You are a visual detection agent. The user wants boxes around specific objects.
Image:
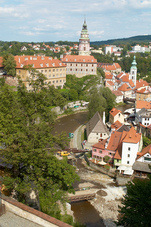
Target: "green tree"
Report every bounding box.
[3,54,16,77]
[0,75,79,216]
[117,175,151,226]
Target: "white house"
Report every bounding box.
[109,108,124,124]
[118,127,142,175]
[86,111,109,144]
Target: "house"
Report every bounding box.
[114,127,142,175]
[132,144,151,178]
[92,130,123,161]
[118,83,133,98]
[86,111,109,144]
[14,55,66,90]
[112,90,123,103]
[61,55,97,78]
[136,88,151,102]
[111,120,123,131]
[109,108,124,124]
[135,108,151,127]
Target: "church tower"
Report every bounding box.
[79,19,90,56]
[129,56,137,86]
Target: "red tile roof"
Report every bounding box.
[107,131,123,151]
[14,55,66,69]
[110,107,122,117]
[136,88,150,94]
[105,72,113,79]
[62,55,97,63]
[136,100,151,109]
[114,131,127,159]
[137,144,151,159]
[135,79,149,90]
[111,120,122,130]
[118,83,132,91]
[112,90,123,96]
[93,139,107,150]
[123,127,141,144]
[106,81,114,86]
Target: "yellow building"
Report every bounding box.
[15,55,66,90]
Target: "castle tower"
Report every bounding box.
[129,56,137,86]
[79,19,90,56]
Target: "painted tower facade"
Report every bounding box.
[129,56,137,86]
[79,20,90,56]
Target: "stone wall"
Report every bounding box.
[0,194,71,227]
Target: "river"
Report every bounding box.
[53,105,130,226]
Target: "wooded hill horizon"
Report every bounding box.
[1,35,151,47]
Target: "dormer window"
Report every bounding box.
[40,64,43,67]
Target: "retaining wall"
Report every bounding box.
[0,195,71,227]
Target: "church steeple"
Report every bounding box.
[79,19,90,56]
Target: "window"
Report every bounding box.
[99,150,102,154]
[53,69,55,72]
[117,160,119,162]
[127,161,129,164]
[60,80,62,82]
[109,152,112,155]
[70,69,72,71]
[70,64,72,66]
[128,147,131,151]
[45,70,47,72]
[76,64,77,66]
[94,149,96,152]
[128,154,130,157]
[92,69,93,72]
[56,80,58,83]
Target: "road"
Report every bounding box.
[70,125,85,149]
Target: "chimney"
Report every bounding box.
[103,111,105,124]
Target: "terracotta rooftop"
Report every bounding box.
[62,55,97,63]
[109,108,122,117]
[118,83,132,92]
[137,144,151,160]
[122,127,141,144]
[14,55,66,69]
[92,139,107,150]
[107,131,123,151]
[112,90,123,96]
[105,72,113,79]
[135,79,149,90]
[106,81,114,86]
[114,131,127,159]
[136,88,149,94]
[136,100,151,109]
[111,120,122,130]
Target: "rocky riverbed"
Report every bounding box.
[74,158,126,227]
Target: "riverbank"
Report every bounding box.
[75,159,126,227]
[56,109,88,120]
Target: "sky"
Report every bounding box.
[0,0,151,42]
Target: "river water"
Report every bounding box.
[53,104,131,226]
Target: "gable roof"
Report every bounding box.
[106,81,114,86]
[114,131,128,159]
[137,144,151,160]
[122,127,141,144]
[107,131,123,151]
[135,79,149,90]
[109,108,122,117]
[86,112,109,137]
[92,139,107,150]
[118,83,132,92]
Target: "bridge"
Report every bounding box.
[123,97,136,103]
[68,189,97,202]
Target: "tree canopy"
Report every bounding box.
[0,74,79,217]
[3,54,16,77]
[117,175,151,226]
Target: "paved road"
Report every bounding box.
[0,211,42,227]
[70,125,85,149]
